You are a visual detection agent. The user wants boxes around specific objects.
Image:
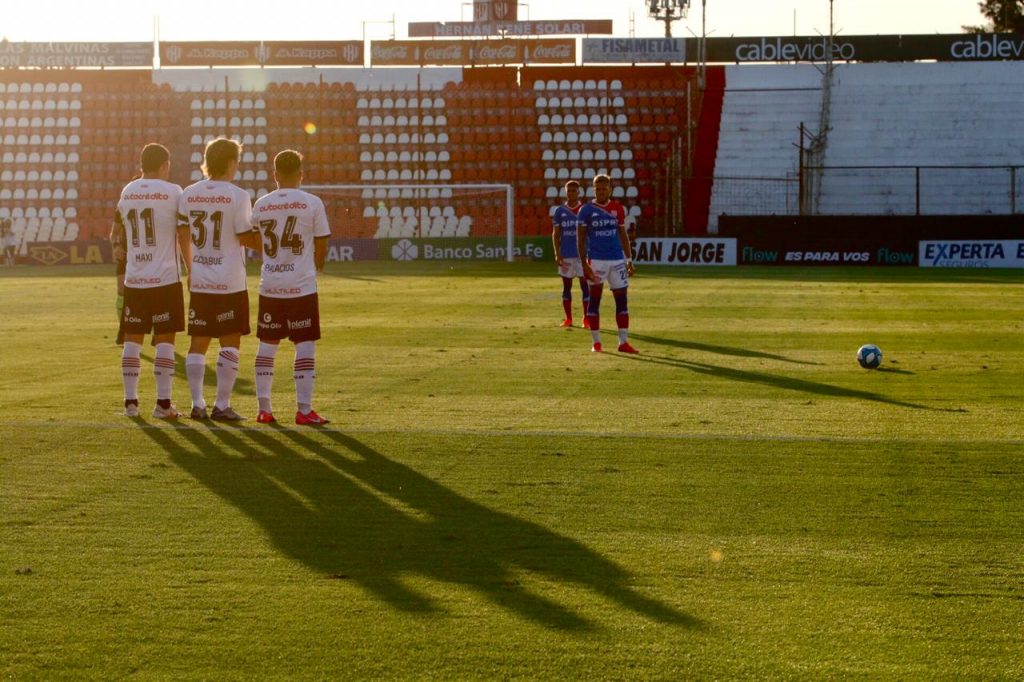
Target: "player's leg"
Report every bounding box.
[121,331,144,416]
[254,294,283,423]
[212,332,243,422]
[560,276,574,326]
[255,340,279,423]
[609,263,638,354]
[586,260,608,351]
[185,336,210,419]
[150,332,179,417]
[293,341,328,425]
[186,293,212,419]
[291,294,328,426]
[150,283,185,418]
[588,282,603,350]
[119,286,151,415]
[578,276,591,328]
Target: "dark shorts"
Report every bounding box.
[257,293,321,343]
[188,290,251,338]
[122,282,185,336]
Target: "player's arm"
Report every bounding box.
[110,211,127,264]
[176,223,192,281]
[312,198,332,273]
[617,212,635,276]
[236,197,261,251]
[551,218,563,265]
[237,226,261,251]
[314,235,329,272]
[577,220,595,281]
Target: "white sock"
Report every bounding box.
[591,329,601,344]
[186,353,207,410]
[255,341,279,413]
[153,343,176,401]
[618,328,629,344]
[294,341,316,413]
[215,347,240,411]
[121,341,142,401]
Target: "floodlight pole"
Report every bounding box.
[648,0,690,38]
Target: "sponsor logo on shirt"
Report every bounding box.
[187,195,232,204]
[259,201,308,212]
[123,192,170,201]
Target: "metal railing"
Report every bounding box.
[803,164,1023,216]
[701,165,1023,226]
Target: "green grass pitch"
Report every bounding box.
[2,262,1022,678]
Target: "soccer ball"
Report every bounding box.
[857,344,883,369]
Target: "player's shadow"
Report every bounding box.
[139,424,699,632]
[138,352,254,396]
[876,366,916,376]
[626,333,820,365]
[618,353,935,411]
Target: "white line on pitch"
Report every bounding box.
[0,419,1020,448]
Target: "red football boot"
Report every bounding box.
[295,410,330,426]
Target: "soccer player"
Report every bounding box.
[179,138,260,421]
[576,174,638,354]
[251,150,331,426]
[1,215,15,266]
[115,144,188,417]
[551,179,590,328]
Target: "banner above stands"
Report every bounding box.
[0,42,152,68]
[696,33,1024,63]
[408,20,613,38]
[582,38,686,64]
[3,32,1021,70]
[370,39,575,66]
[159,41,364,67]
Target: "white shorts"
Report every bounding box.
[588,259,629,290]
[558,257,584,279]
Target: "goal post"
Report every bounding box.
[304,183,518,263]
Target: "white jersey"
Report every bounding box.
[178,180,253,294]
[117,178,183,289]
[253,188,331,298]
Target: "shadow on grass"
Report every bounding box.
[138,423,700,633]
[627,333,820,365]
[875,366,916,376]
[617,353,935,410]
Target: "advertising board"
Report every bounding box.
[634,238,737,266]
[919,240,1024,268]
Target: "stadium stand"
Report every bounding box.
[706,61,1024,227]
[3,61,1023,254]
[818,62,1024,215]
[707,65,822,230]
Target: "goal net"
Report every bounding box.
[305,184,520,263]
